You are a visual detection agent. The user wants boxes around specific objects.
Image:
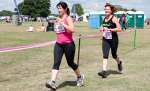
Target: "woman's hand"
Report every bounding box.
[112,16,122,32]
[56,17,74,33]
[100,27,111,32]
[64,16,75,33]
[56,18,63,24]
[99,27,104,32]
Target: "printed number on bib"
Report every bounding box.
[103,28,112,39]
[54,23,65,33]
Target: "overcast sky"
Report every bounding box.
[0,0,150,17]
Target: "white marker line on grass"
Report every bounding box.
[0,41,56,53]
[0,30,137,53]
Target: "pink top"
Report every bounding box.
[55,16,73,44]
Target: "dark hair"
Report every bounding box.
[105,3,117,14]
[56,1,70,15]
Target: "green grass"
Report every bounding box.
[0,22,150,91]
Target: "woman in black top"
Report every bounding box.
[98,3,123,78]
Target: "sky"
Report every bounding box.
[0,0,150,17]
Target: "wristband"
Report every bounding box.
[111,29,117,32]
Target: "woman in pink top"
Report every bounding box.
[46,2,84,90]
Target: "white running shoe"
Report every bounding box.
[45,80,56,90]
[77,74,85,87]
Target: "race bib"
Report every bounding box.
[103,30,112,39]
[54,23,65,33]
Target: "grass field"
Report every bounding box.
[0,22,150,91]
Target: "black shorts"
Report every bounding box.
[52,42,78,70]
[102,37,118,59]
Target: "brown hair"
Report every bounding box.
[56,1,70,15]
[105,3,117,14]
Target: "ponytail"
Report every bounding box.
[66,8,70,15]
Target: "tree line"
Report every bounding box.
[0,1,137,18]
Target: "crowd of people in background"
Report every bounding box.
[0,16,47,23]
[119,13,130,30]
[0,16,11,23]
[0,11,149,33]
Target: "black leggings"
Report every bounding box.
[53,42,78,70]
[102,37,118,59]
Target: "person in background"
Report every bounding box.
[125,13,130,29]
[36,23,46,32]
[98,3,123,78]
[120,14,127,30]
[41,23,46,32]
[26,25,34,32]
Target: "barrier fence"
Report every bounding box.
[0,30,136,53]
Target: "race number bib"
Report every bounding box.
[103,28,112,39]
[54,23,65,33]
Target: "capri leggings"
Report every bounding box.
[102,37,118,59]
[52,42,78,70]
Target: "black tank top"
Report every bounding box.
[102,16,118,38]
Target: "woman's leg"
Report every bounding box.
[64,42,84,86]
[64,42,79,75]
[98,39,110,78]
[102,39,110,71]
[103,59,108,71]
[111,38,119,62]
[51,43,64,81]
[46,43,64,90]
[111,38,123,72]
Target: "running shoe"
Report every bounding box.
[77,74,85,87]
[98,71,108,78]
[118,61,123,73]
[45,80,56,90]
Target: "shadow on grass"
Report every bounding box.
[98,70,122,78]
[57,81,76,89]
[48,89,56,91]
[107,70,122,75]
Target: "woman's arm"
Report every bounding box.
[110,16,122,32]
[62,16,75,33]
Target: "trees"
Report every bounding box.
[76,3,84,16]
[18,0,51,18]
[71,3,84,16]
[114,4,137,12]
[114,5,129,11]
[131,8,136,12]
[0,10,14,16]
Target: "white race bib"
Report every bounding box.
[54,23,65,33]
[103,30,112,39]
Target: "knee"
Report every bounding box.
[112,54,117,59]
[67,62,78,71]
[52,62,60,70]
[103,56,109,59]
[103,54,109,59]
[52,66,59,70]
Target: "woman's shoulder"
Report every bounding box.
[112,16,118,20]
[112,16,119,22]
[66,16,72,20]
[65,16,73,24]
